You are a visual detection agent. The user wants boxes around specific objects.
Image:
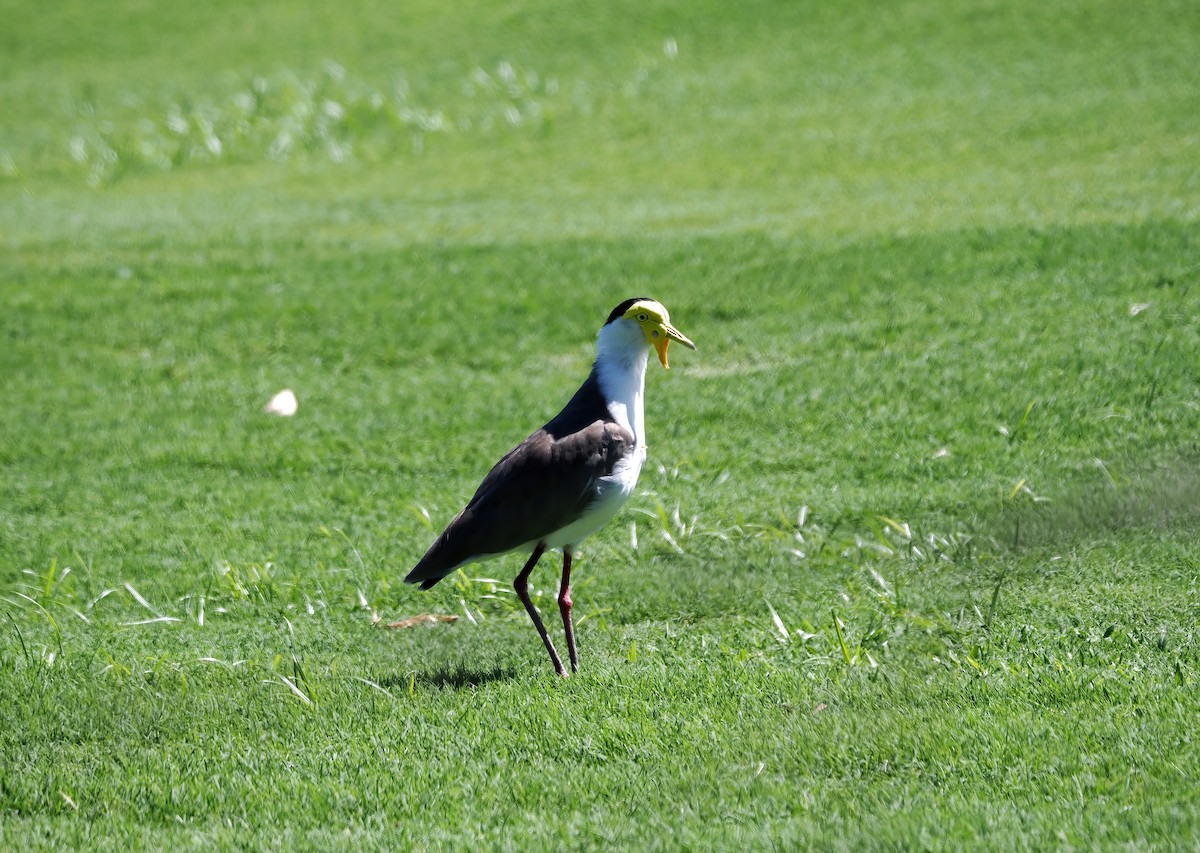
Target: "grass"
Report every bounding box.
[2,0,1199,848]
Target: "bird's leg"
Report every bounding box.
[559,548,578,673]
[514,543,567,677]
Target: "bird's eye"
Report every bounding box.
[636,312,648,322]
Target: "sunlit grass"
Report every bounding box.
[2,0,1199,848]
[57,59,568,187]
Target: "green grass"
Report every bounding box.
[3,0,1199,848]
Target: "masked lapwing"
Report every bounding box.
[404,298,695,677]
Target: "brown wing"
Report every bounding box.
[404,418,633,588]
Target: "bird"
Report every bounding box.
[404,298,695,677]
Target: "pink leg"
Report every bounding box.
[559,548,578,673]
[514,543,567,677]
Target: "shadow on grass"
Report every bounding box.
[985,455,1200,552]
[380,664,519,690]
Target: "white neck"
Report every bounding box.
[594,319,650,447]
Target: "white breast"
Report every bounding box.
[594,318,650,447]
[541,318,651,550]
[542,449,642,549]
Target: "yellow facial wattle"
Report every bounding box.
[623,300,696,369]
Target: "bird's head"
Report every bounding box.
[604,298,696,369]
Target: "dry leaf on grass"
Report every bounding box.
[383,614,459,629]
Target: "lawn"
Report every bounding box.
[2,0,1199,849]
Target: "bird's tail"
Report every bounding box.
[403,554,452,589]
[404,522,471,589]
[404,504,508,589]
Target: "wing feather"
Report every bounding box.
[404,406,633,587]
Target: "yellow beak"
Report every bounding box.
[652,321,696,369]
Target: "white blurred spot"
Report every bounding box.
[324,60,346,82]
[1129,302,1151,316]
[266,389,298,416]
[664,37,678,59]
[932,447,950,459]
[166,111,189,135]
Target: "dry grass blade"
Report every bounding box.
[766,601,790,643]
[123,583,163,616]
[270,674,312,704]
[120,616,181,627]
[351,676,395,698]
